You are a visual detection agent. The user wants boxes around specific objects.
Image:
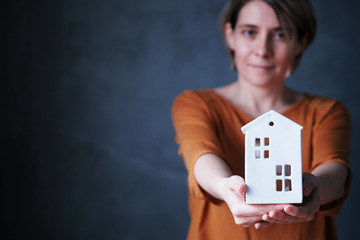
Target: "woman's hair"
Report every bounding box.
[221,0,317,72]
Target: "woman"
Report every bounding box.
[172,0,351,239]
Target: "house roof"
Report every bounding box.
[241,110,303,134]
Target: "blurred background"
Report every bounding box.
[1,0,359,239]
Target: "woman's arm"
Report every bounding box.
[194,154,233,200]
[312,161,348,205]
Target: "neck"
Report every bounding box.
[232,80,296,118]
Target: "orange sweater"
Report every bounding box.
[172,89,352,240]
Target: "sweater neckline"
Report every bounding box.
[206,88,310,121]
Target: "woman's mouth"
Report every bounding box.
[249,64,275,71]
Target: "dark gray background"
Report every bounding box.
[1,0,359,239]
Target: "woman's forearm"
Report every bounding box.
[193,153,233,200]
[311,161,348,206]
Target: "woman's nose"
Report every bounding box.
[255,34,273,58]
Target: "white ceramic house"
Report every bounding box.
[241,110,303,204]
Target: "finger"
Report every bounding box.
[228,176,246,195]
[245,203,289,216]
[254,221,273,229]
[303,180,314,197]
[302,173,317,197]
[233,215,263,226]
[263,211,307,224]
[239,181,247,196]
[234,204,284,217]
[284,205,315,221]
[262,211,286,222]
[284,205,301,217]
[285,184,319,220]
[232,206,264,219]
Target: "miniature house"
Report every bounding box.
[241,110,303,204]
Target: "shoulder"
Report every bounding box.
[171,89,219,124]
[306,94,337,108]
[305,94,351,125]
[174,88,216,100]
[172,89,217,109]
[306,94,348,113]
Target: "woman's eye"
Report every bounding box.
[243,30,256,37]
[274,32,285,40]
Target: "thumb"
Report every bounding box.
[228,175,247,197]
[303,173,317,197]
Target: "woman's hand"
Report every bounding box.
[221,175,289,228]
[261,173,320,224]
[193,154,325,229]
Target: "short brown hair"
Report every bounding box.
[221,0,317,72]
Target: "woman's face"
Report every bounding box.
[225,0,300,87]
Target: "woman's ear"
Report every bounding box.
[224,22,235,50]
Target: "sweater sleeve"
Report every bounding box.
[171,90,226,201]
[311,100,352,216]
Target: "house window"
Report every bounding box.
[276,180,282,191]
[285,179,292,191]
[275,164,292,192]
[255,150,261,159]
[254,137,270,160]
[285,164,291,176]
[255,138,261,146]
